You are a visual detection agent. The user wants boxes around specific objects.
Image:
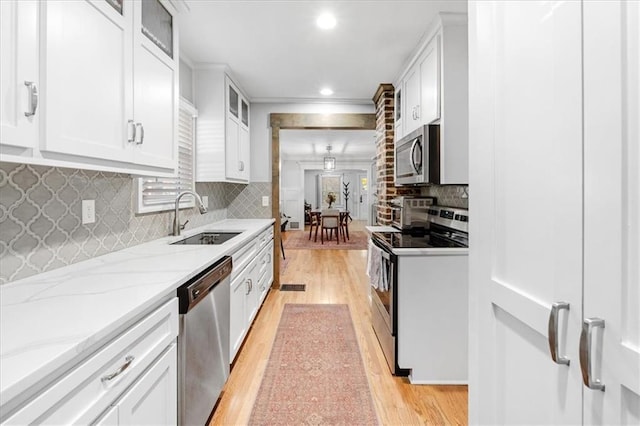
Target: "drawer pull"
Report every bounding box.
[101,355,135,383]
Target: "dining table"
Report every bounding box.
[308,209,351,243]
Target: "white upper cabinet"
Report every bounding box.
[131,0,177,170]
[194,67,250,183]
[419,35,440,126]
[394,13,468,184]
[42,0,132,164]
[0,0,178,177]
[0,0,39,152]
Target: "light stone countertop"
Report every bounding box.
[0,218,274,412]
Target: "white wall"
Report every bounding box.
[281,158,372,228]
[249,102,375,182]
[179,60,194,103]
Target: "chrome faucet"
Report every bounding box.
[173,191,207,236]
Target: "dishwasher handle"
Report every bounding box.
[177,256,233,314]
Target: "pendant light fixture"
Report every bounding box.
[324,145,336,170]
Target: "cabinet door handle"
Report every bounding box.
[101,355,135,383]
[127,120,136,143]
[579,317,605,391]
[24,81,38,117]
[139,123,145,144]
[547,302,570,365]
[246,279,251,295]
[238,161,244,172]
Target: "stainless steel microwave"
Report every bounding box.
[394,124,440,185]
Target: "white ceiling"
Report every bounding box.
[280,129,377,160]
[178,0,467,103]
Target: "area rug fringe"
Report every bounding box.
[248,303,380,425]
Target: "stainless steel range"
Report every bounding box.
[369,206,469,376]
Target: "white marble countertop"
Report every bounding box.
[365,225,399,234]
[0,218,274,411]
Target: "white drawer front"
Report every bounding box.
[231,240,257,279]
[5,298,178,425]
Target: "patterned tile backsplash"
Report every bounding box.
[421,185,469,209]
[0,163,272,284]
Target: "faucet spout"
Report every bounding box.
[173,191,207,236]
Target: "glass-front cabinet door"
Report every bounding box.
[241,99,249,127]
[228,84,239,118]
[141,0,173,58]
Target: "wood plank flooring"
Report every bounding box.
[209,222,468,425]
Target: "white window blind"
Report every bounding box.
[135,99,197,214]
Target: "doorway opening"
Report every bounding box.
[270,113,377,287]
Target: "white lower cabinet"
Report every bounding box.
[4,298,178,425]
[94,345,177,425]
[256,241,274,305]
[396,253,468,384]
[229,227,274,362]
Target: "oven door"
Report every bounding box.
[369,237,408,376]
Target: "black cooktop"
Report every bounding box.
[373,230,468,250]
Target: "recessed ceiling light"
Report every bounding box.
[320,87,334,96]
[316,13,336,30]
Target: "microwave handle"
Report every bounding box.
[410,138,422,174]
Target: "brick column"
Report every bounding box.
[372,84,419,225]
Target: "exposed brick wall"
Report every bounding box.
[372,84,419,225]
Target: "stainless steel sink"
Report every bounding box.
[171,232,241,245]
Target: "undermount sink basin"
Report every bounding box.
[171,231,241,245]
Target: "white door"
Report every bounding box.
[356,173,367,220]
[230,271,247,361]
[0,0,39,151]
[117,345,177,425]
[403,65,421,134]
[131,0,176,170]
[42,0,131,162]
[238,125,250,181]
[225,115,240,180]
[582,2,640,424]
[420,35,440,125]
[469,1,584,424]
[470,1,640,424]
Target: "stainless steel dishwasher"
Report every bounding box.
[177,256,232,426]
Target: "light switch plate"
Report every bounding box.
[82,200,95,224]
[202,195,209,207]
[262,196,269,207]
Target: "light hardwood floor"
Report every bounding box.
[209,222,468,425]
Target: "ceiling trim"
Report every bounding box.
[252,97,374,106]
[270,113,376,130]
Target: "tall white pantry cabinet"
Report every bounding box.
[469,1,639,425]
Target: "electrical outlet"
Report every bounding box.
[82,200,95,224]
[262,196,269,207]
[202,195,209,207]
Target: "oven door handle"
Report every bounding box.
[371,236,392,260]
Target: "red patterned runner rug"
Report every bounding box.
[248,304,379,425]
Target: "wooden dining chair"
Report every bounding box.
[308,211,320,241]
[320,209,340,244]
[339,211,350,242]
